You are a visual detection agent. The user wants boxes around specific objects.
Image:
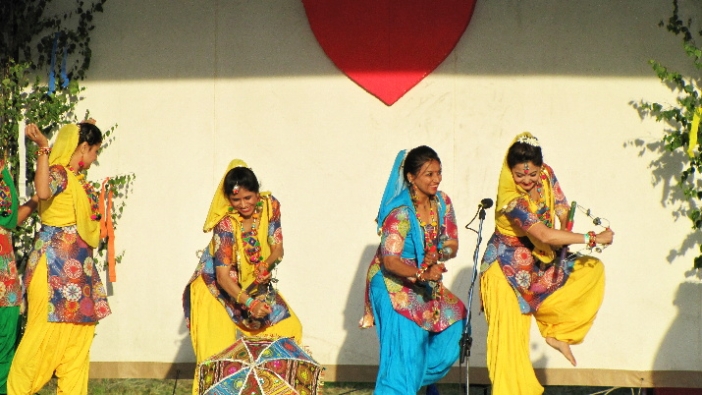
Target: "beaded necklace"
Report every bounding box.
[231,200,264,265]
[412,195,443,321]
[534,171,553,227]
[67,166,102,221]
[414,198,439,255]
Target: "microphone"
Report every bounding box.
[479,198,493,209]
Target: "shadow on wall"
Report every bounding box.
[170,318,197,379]
[625,137,702,267]
[651,281,702,388]
[88,1,699,81]
[333,240,491,383]
[170,250,199,379]
[446,263,490,385]
[335,244,380,381]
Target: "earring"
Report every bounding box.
[78,158,85,170]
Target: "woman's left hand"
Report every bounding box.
[255,263,273,283]
[424,250,439,266]
[255,272,272,283]
[596,228,615,245]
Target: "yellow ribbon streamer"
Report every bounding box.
[688,107,702,158]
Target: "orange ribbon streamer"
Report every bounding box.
[99,178,117,282]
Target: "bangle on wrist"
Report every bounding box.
[415,264,428,282]
[244,297,254,308]
[36,147,51,157]
[586,231,597,248]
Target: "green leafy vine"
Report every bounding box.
[1,0,134,273]
[632,0,702,268]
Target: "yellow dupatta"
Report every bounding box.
[495,132,557,264]
[202,159,273,288]
[40,124,100,248]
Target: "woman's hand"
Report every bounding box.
[25,124,49,147]
[423,250,438,267]
[250,299,272,318]
[254,262,273,283]
[423,263,445,282]
[596,228,614,245]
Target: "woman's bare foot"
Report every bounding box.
[546,337,577,366]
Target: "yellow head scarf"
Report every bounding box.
[203,159,249,232]
[202,159,273,288]
[40,124,100,248]
[495,132,556,263]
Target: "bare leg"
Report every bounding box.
[546,337,576,366]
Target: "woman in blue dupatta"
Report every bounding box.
[360,146,466,395]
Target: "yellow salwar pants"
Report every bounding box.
[189,276,302,395]
[8,257,96,395]
[480,257,604,395]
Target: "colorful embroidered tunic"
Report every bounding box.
[184,195,291,330]
[23,165,111,323]
[481,163,572,313]
[0,167,21,308]
[362,191,466,332]
[0,228,21,308]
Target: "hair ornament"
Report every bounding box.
[232,184,240,194]
[517,135,540,147]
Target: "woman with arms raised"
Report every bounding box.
[9,121,111,395]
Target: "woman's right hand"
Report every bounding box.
[596,228,615,245]
[423,263,445,282]
[25,124,49,147]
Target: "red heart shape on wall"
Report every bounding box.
[303,0,477,106]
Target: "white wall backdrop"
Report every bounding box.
[45,0,702,386]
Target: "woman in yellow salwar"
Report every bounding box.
[183,159,302,395]
[480,132,614,395]
[9,122,111,395]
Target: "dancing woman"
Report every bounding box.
[183,159,302,395]
[0,158,38,394]
[360,146,466,395]
[480,132,614,394]
[9,122,112,395]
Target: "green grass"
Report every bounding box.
[34,379,644,394]
[323,383,643,395]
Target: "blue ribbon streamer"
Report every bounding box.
[48,32,59,95]
[61,43,69,89]
[47,32,70,94]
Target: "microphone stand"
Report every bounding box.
[460,203,488,395]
